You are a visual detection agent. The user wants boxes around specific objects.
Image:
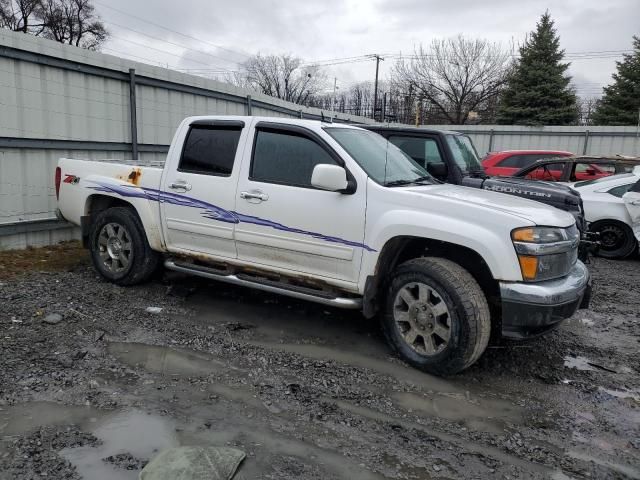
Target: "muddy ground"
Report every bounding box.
[0,243,638,479]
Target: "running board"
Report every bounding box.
[164,259,362,309]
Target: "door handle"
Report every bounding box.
[240,191,269,201]
[168,181,192,192]
[631,200,640,206]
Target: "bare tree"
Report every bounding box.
[0,0,106,50]
[392,36,511,124]
[0,0,42,33]
[37,0,106,49]
[232,54,326,105]
[577,96,599,126]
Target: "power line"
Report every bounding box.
[101,47,180,68]
[107,35,216,67]
[103,20,243,69]
[94,1,251,59]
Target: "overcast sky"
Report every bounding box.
[97,0,640,98]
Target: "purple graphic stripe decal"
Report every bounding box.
[87,182,375,252]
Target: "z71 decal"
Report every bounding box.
[87,181,375,252]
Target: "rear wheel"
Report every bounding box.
[89,207,160,285]
[590,220,637,259]
[381,257,491,376]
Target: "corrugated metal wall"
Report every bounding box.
[2,27,639,251]
[428,125,640,157]
[0,29,373,250]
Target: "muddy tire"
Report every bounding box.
[590,220,637,259]
[89,207,160,286]
[382,257,491,376]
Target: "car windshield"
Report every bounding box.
[445,134,483,172]
[325,127,433,186]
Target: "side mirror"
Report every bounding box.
[585,168,597,176]
[311,164,349,192]
[427,162,448,178]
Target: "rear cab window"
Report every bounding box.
[179,125,243,176]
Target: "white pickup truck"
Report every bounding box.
[56,116,591,374]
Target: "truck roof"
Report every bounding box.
[184,115,364,131]
[360,125,463,136]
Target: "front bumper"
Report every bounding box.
[499,260,591,339]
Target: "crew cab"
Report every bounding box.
[56,116,591,375]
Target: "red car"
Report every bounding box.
[482,150,574,177]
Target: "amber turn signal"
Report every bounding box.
[518,255,539,281]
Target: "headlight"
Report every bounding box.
[512,225,579,282]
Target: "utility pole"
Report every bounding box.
[371,54,384,121]
[382,92,387,122]
[636,107,640,155]
[331,77,338,114]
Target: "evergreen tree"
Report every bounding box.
[592,36,640,126]
[497,12,578,125]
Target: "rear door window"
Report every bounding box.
[179,126,242,176]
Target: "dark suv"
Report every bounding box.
[363,125,595,257]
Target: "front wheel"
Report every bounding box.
[590,220,637,259]
[89,207,160,285]
[381,257,491,376]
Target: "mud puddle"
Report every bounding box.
[249,339,461,392]
[107,342,235,376]
[0,401,106,437]
[61,410,178,480]
[182,422,386,480]
[393,391,522,433]
[564,355,596,371]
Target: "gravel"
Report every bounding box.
[0,250,638,479]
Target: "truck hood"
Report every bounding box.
[404,184,576,227]
[486,177,580,203]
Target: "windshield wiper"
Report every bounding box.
[385,176,433,187]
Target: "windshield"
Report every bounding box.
[445,134,483,172]
[325,128,433,186]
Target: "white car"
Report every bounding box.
[574,171,640,259]
[623,179,640,248]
